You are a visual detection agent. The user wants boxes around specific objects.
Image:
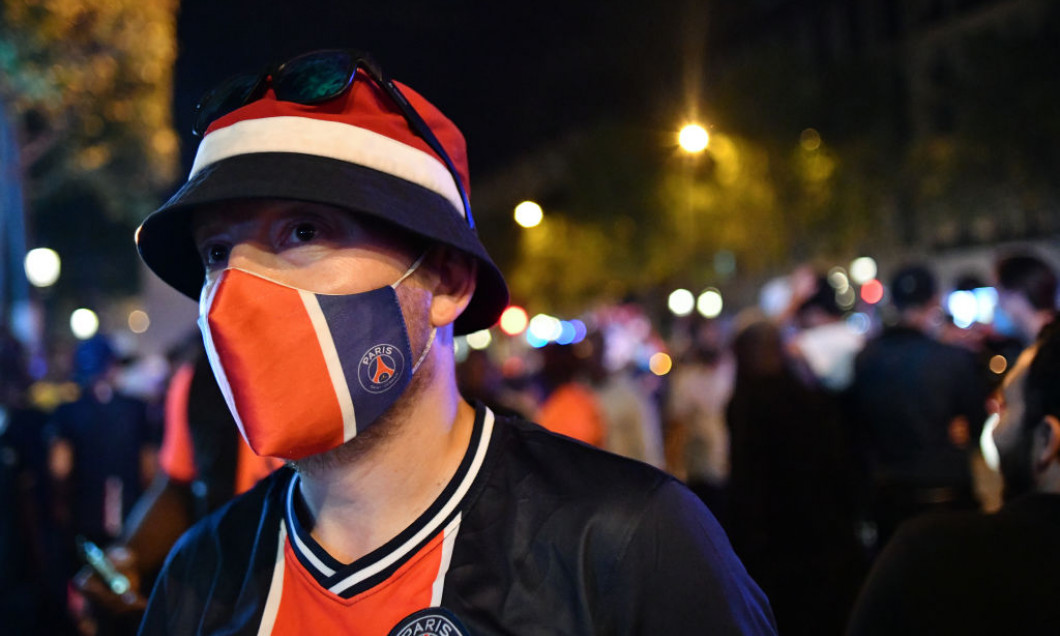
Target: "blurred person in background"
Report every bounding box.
[848,317,1060,635]
[585,329,666,468]
[848,264,989,551]
[995,253,1057,347]
[726,319,862,636]
[535,341,606,447]
[667,319,733,514]
[47,334,159,634]
[47,334,158,549]
[73,336,282,633]
[454,348,526,418]
[788,276,865,393]
[0,328,75,634]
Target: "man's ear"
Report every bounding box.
[424,247,477,328]
[1034,415,1060,470]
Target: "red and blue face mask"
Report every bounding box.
[198,257,434,460]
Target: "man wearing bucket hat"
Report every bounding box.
[135,50,775,634]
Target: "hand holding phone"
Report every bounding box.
[75,536,142,607]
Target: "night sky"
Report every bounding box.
[173,0,692,180]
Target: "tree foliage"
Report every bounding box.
[0,0,178,297]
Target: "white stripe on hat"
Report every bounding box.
[191,116,465,218]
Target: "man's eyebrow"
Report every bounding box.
[192,219,228,243]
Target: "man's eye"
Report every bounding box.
[205,244,229,266]
[293,223,317,242]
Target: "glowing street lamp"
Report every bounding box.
[514,201,544,228]
[70,308,99,340]
[678,124,709,153]
[696,288,723,318]
[25,248,61,287]
[668,289,695,317]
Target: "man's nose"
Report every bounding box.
[226,241,284,274]
[202,240,288,297]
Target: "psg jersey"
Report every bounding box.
[141,405,775,635]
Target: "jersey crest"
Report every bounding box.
[387,607,470,636]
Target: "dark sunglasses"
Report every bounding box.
[192,49,474,229]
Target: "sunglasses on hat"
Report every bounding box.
[192,49,474,229]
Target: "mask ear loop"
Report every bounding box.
[391,252,429,289]
[411,327,436,374]
[392,251,436,374]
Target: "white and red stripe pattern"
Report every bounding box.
[192,116,465,218]
[137,68,509,335]
[195,78,469,217]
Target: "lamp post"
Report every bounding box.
[678,124,709,154]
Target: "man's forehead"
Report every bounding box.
[191,200,389,245]
[194,198,347,226]
[190,198,426,258]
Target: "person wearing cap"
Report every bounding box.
[134,50,776,634]
[995,253,1058,347]
[848,265,989,552]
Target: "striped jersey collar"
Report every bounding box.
[283,404,495,598]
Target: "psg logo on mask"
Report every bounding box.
[358,343,406,394]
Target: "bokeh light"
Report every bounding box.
[827,267,850,292]
[989,354,1008,375]
[846,312,871,335]
[678,124,709,153]
[128,310,150,334]
[514,201,544,228]
[849,257,878,285]
[649,352,673,376]
[569,319,588,344]
[799,128,822,151]
[668,289,695,317]
[555,321,577,345]
[466,329,492,350]
[836,286,857,310]
[525,331,548,348]
[528,314,562,342]
[70,308,99,340]
[499,306,529,335]
[24,248,61,287]
[974,287,999,324]
[696,288,723,318]
[947,290,979,329]
[980,413,1001,471]
[860,279,884,304]
[453,336,469,362]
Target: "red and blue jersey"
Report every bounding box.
[142,405,776,635]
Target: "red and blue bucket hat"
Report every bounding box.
[136,50,508,335]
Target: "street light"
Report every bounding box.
[678,124,709,153]
[70,308,99,340]
[25,248,61,287]
[668,289,695,317]
[696,288,723,318]
[514,201,544,228]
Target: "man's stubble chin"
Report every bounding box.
[290,284,435,477]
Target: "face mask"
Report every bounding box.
[198,255,435,460]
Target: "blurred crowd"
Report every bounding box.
[0,248,1055,635]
